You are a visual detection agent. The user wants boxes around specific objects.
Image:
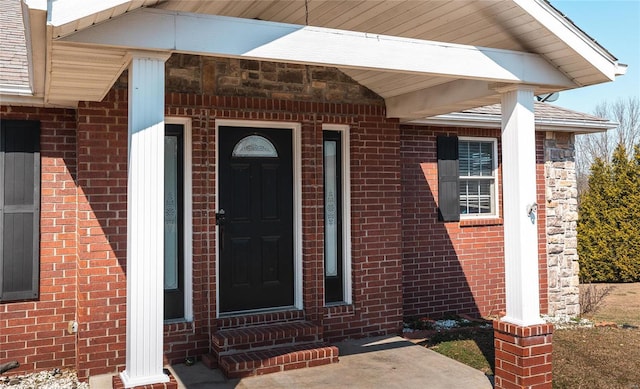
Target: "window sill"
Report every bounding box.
[163,320,194,334]
[459,217,503,227]
[324,303,355,317]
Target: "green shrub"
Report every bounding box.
[578,144,640,282]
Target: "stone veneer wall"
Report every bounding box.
[544,131,580,318]
[115,53,383,104]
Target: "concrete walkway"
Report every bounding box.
[169,336,494,389]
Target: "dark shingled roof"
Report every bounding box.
[463,102,611,124]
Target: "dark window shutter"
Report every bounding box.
[437,135,460,222]
[1,120,40,302]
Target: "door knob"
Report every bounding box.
[216,209,226,226]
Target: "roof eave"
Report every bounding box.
[407,112,617,134]
[515,0,623,85]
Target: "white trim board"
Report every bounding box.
[164,117,193,323]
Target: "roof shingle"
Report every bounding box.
[0,0,30,91]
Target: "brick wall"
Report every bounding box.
[161,92,403,342]
[400,125,549,319]
[74,92,129,379]
[159,54,402,341]
[1,53,558,380]
[323,108,403,341]
[494,321,554,389]
[0,55,398,379]
[0,105,78,374]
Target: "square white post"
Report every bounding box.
[120,52,171,388]
[500,86,544,326]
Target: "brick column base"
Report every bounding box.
[493,320,554,389]
[112,373,178,389]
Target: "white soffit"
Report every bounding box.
[47,0,161,38]
[40,0,626,117]
[59,9,574,87]
[512,0,626,83]
[46,43,129,103]
[51,7,577,117]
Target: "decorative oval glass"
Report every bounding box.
[232,135,278,158]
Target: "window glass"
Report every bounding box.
[232,135,278,158]
[323,130,345,303]
[164,125,185,320]
[459,139,496,216]
[164,135,179,290]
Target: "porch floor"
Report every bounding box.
[169,336,493,388]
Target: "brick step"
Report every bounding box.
[216,310,305,329]
[219,342,339,378]
[213,320,322,356]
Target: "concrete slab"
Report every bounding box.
[169,336,494,389]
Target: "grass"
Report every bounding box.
[426,328,494,375]
[553,327,640,389]
[405,283,640,388]
[580,283,640,327]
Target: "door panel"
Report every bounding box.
[219,126,294,313]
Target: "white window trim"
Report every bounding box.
[323,124,352,305]
[458,136,500,220]
[165,117,193,322]
[214,119,303,317]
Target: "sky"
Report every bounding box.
[548,0,640,115]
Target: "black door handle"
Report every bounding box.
[215,209,226,226]
[216,209,226,251]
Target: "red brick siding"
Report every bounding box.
[1,87,549,380]
[67,87,401,378]
[401,125,549,319]
[0,105,78,374]
[74,90,134,379]
[162,92,403,342]
[494,320,554,389]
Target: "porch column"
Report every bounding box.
[500,86,544,326]
[120,52,170,388]
[495,86,553,389]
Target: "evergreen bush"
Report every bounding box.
[578,144,640,282]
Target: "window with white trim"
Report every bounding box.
[437,136,498,222]
[458,138,498,217]
[322,125,352,305]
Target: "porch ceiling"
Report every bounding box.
[40,0,626,119]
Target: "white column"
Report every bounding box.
[120,52,170,388]
[500,86,544,326]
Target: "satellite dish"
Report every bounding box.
[536,92,559,103]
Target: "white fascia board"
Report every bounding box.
[59,8,574,88]
[0,93,44,106]
[513,0,624,82]
[45,0,131,25]
[26,3,47,98]
[409,112,617,133]
[24,0,46,11]
[0,93,78,108]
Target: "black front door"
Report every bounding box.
[218,126,294,313]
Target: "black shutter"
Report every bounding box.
[437,135,460,222]
[0,120,40,302]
